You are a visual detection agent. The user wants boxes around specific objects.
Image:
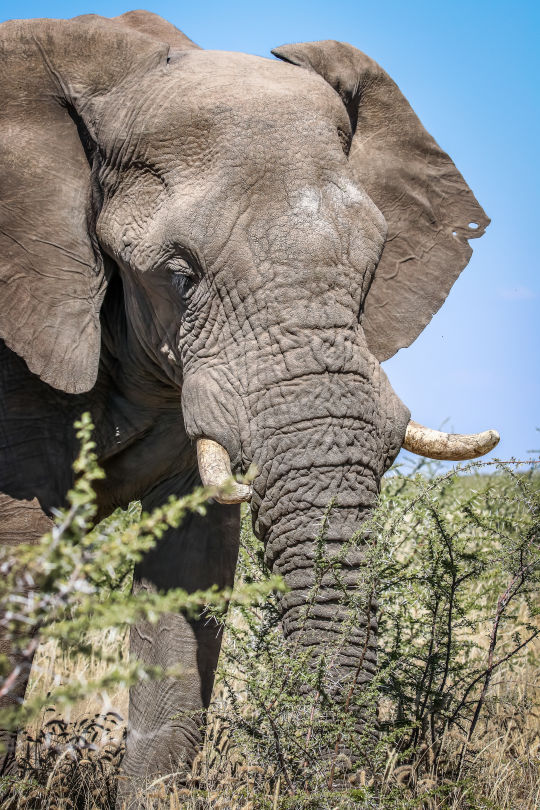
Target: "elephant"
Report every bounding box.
[0,9,499,804]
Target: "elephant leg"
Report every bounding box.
[117,471,240,807]
[0,493,52,776]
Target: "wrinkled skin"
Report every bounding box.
[0,11,488,805]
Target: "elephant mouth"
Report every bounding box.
[196,421,500,503]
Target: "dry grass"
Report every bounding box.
[27,631,130,726]
[0,614,536,810]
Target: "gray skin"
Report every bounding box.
[0,10,489,804]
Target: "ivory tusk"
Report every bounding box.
[403,420,500,461]
[196,438,252,504]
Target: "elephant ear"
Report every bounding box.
[272,40,489,362]
[0,15,171,393]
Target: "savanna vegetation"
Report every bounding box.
[0,416,538,809]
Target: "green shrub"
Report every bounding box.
[0,416,538,810]
[201,458,539,808]
[0,414,281,736]
[376,462,540,778]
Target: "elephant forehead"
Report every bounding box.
[102,50,349,171]
[166,49,345,114]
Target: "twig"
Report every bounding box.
[266,709,294,793]
[456,560,538,774]
[0,637,39,699]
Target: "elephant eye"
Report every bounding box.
[169,257,196,277]
[168,257,199,299]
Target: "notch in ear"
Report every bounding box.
[0,15,172,394]
[272,40,489,362]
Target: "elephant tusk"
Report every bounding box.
[196,438,252,504]
[403,420,500,461]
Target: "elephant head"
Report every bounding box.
[0,11,498,722]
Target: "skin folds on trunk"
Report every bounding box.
[256,430,379,698]
[249,425,384,764]
[242,368,409,730]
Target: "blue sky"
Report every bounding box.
[2,0,538,462]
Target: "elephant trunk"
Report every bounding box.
[245,397,392,738]
[266,489,376,675]
[186,336,411,755]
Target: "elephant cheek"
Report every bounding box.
[181,373,243,467]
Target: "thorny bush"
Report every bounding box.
[0,416,538,809]
[202,457,539,808]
